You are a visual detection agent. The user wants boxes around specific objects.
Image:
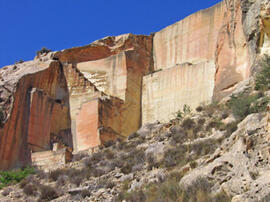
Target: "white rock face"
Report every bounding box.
[142,61,215,124]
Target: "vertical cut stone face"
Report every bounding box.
[152,0,251,101]
[28,88,71,152]
[214,0,251,100]
[76,100,99,151]
[60,34,153,152]
[0,0,263,169]
[142,62,215,124]
[0,61,72,170]
[153,2,224,70]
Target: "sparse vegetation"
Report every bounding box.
[206,119,225,131]
[49,169,65,181]
[228,92,269,121]
[163,146,187,168]
[39,185,59,201]
[196,106,203,112]
[0,167,35,189]
[182,118,196,130]
[255,55,270,91]
[23,183,37,196]
[36,47,52,56]
[15,59,24,64]
[176,104,192,119]
[203,101,221,117]
[81,189,91,198]
[225,121,239,136]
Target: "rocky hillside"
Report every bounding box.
[1,0,270,201]
[1,0,268,170]
[1,60,270,201]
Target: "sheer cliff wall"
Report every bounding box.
[0,61,72,170]
[142,0,253,123]
[0,0,264,169]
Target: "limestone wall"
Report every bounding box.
[153,2,224,70]
[142,62,215,124]
[73,96,123,151]
[0,0,260,170]
[65,34,152,142]
[27,88,71,152]
[152,0,251,100]
[0,61,71,170]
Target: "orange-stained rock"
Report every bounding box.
[54,34,153,65]
[27,88,72,152]
[76,100,99,151]
[214,0,251,100]
[0,60,71,170]
[61,34,152,152]
[152,0,251,101]
[75,97,124,151]
[0,0,265,170]
[153,3,224,70]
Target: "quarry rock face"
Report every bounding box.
[0,0,266,169]
[144,0,253,123]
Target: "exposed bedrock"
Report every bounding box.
[56,33,153,152]
[0,0,267,169]
[142,0,255,123]
[0,60,72,170]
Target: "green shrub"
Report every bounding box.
[0,167,35,189]
[255,55,270,91]
[176,104,192,119]
[228,92,269,120]
[228,93,257,120]
[36,47,51,56]
[249,96,270,114]
[190,161,198,169]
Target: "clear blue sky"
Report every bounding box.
[0,0,221,67]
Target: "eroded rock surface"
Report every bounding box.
[0,0,269,170]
